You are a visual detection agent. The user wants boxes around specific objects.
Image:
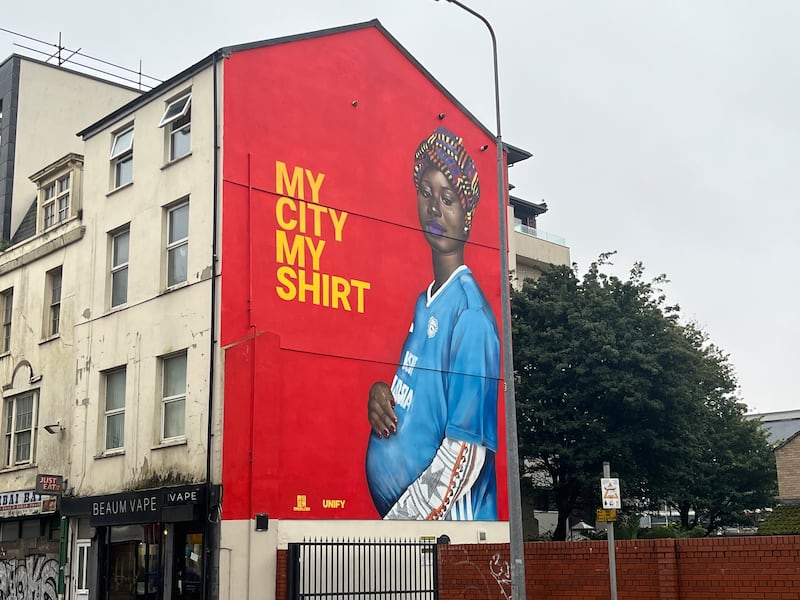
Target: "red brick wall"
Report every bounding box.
[276,549,287,600]
[439,536,800,600]
[277,536,800,600]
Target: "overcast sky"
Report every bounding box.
[4,1,798,413]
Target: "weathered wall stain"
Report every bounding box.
[0,556,58,600]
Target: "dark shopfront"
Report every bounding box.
[61,484,212,600]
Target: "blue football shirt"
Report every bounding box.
[366,266,500,519]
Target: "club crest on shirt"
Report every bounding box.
[427,316,438,338]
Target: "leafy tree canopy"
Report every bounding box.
[512,255,776,540]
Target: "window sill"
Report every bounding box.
[106,181,134,197]
[95,449,125,459]
[39,334,61,346]
[161,152,192,169]
[161,281,189,295]
[152,438,187,451]
[42,220,71,233]
[105,303,128,316]
[0,462,36,473]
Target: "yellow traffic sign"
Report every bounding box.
[596,509,617,522]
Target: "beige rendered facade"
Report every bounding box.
[70,65,217,498]
[0,56,141,238]
[60,62,220,600]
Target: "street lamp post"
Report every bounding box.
[433,2,526,598]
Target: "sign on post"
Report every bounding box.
[602,464,619,600]
[601,477,621,509]
[596,508,617,522]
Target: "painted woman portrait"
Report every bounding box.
[365,127,500,520]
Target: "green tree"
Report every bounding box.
[512,256,775,540]
[667,347,776,531]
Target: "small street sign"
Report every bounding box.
[601,477,621,509]
[596,508,617,522]
[602,464,620,600]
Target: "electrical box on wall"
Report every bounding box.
[255,513,269,531]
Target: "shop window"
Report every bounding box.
[0,520,19,541]
[108,524,161,600]
[21,518,41,538]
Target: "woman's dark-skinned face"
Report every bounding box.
[417,167,468,254]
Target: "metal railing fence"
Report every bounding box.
[286,538,438,600]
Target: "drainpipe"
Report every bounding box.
[57,516,68,600]
[203,48,223,600]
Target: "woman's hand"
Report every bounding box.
[368,381,398,438]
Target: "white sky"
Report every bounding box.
[4,0,798,413]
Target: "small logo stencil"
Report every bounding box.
[427,316,438,338]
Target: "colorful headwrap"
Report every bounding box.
[413,127,481,232]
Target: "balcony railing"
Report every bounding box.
[513,222,567,246]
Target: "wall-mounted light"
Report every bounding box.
[438,112,446,120]
[43,422,63,434]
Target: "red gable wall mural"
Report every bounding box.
[221,23,508,521]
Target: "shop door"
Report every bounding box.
[173,526,203,600]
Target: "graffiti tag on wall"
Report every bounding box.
[0,556,58,600]
[490,553,512,600]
